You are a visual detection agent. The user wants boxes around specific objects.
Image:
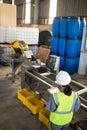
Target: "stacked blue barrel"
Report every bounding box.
[51,17,86,74]
[65,17,86,74]
[51,17,67,70]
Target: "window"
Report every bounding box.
[0,0,3,3]
[25,0,31,23]
[49,0,57,24]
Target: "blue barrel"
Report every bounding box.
[51,53,57,56]
[51,37,58,54]
[66,39,81,57]
[67,17,80,38]
[64,57,79,74]
[59,17,67,37]
[58,38,66,56]
[79,18,86,38]
[59,56,65,71]
[52,18,60,36]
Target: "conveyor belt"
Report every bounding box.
[21,64,87,130]
[21,64,87,110]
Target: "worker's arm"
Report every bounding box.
[73,94,81,112]
[46,95,57,112]
[48,87,59,94]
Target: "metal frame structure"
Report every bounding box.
[21,63,87,109]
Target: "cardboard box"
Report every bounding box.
[0,3,16,26]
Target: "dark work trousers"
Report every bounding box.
[50,122,69,130]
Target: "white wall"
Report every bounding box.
[78,27,87,75]
[78,52,87,75]
[57,0,87,17]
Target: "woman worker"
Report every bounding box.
[46,71,81,130]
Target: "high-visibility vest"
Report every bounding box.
[49,91,77,125]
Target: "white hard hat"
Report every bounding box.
[55,71,71,86]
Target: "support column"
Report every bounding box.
[12,0,15,5]
[33,0,39,24]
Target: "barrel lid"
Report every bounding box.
[54,17,61,19]
[68,16,80,19]
[80,17,86,20]
[60,17,68,20]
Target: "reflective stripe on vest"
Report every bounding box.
[53,92,59,105]
[53,92,77,114]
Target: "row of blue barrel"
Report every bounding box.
[51,17,86,74]
[52,17,86,38]
[51,37,81,57]
[51,55,79,74]
[51,38,80,74]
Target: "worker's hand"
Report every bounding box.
[48,87,59,94]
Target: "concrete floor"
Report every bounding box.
[0,64,47,130]
[1,64,87,130]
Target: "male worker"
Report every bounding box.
[11,40,28,55]
[46,71,81,130]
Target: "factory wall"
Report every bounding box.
[15,0,26,24]
[56,0,87,17]
[3,0,11,4]
[15,0,50,25]
[39,0,87,24]
[39,0,50,24]
[2,0,87,24]
[15,0,25,4]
